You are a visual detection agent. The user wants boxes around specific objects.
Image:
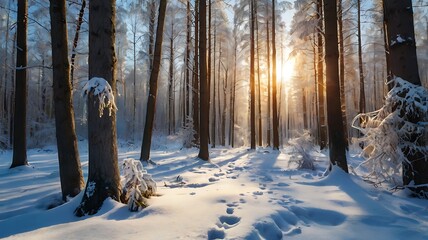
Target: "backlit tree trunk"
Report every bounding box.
[140,0,167,161]
[324,0,348,172]
[250,0,256,149]
[11,0,28,168]
[49,0,84,201]
[75,0,121,216]
[198,0,209,160]
[272,0,279,150]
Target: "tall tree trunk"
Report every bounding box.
[49,0,84,201]
[323,0,348,172]
[221,66,227,146]
[75,0,121,216]
[250,0,256,149]
[266,19,271,147]
[193,0,200,145]
[8,32,16,147]
[70,0,86,88]
[255,2,262,146]
[217,40,222,145]
[338,0,349,147]
[11,0,28,168]
[317,0,327,150]
[211,24,216,148]
[168,23,175,135]
[140,0,167,161]
[271,0,279,150]
[185,0,191,126]
[198,0,209,160]
[357,0,366,116]
[384,0,427,196]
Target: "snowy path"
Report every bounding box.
[1,144,428,239]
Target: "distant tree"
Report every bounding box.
[10,0,28,168]
[75,0,121,216]
[49,0,84,200]
[198,0,209,160]
[383,0,427,196]
[323,0,348,172]
[140,0,167,162]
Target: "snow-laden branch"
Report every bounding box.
[82,77,117,118]
[352,77,428,187]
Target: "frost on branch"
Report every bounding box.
[82,77,118,117]
[352,77,428,187]
[121,158,157,212]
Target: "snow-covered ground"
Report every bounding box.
[1,137,428,240]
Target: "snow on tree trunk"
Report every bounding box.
[75,0,121,217]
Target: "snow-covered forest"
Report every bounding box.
[0,0,428,239]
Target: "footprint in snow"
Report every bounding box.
[218,215,241,229]
[207,228,225,240]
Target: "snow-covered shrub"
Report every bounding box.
[176,117,195,148]
[121,158,157,211]
[352,77,428,187]
[82,77,117,117]
[288,130,316,170]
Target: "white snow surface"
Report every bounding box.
[1,138,428,240]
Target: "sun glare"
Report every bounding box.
[277,58,295,85]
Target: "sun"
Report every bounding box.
[277,58,295,85]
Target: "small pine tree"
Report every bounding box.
[121,158,157,211]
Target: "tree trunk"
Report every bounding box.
[255,2,262,147]
[168,23,175,135]
[338,0,349,148]
[70,0,86,88]
[193,0,200,145]
[250,0,256,150]
[198,0,209,160]
[357,0,366,121]
[266,19,271,147]
[384,0,427,196]
[75,0,121,216]
[211,24,216,148]
[271,0,279,150]
[49,0,84,201]
[324,0,348,172]
[11,0,28,168]
[317,0,327,150]
[185,0,191,126]
[140,0,167,161]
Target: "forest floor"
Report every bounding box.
[1,136,428,239]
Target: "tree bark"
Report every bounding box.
[70,0,86,88]
[140,0,167,161]
[338,0,349,148]
[49,0,84,201]
[193,0,200,145]
[168,22,175,135]
[267,18,271,147]
[271,0,279,150]
[317,0,327,150]
[324,0,348,172]
[11,0,28,168]
[198,0,209,160]
[250,0,256,150]
[75,0,121,216]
